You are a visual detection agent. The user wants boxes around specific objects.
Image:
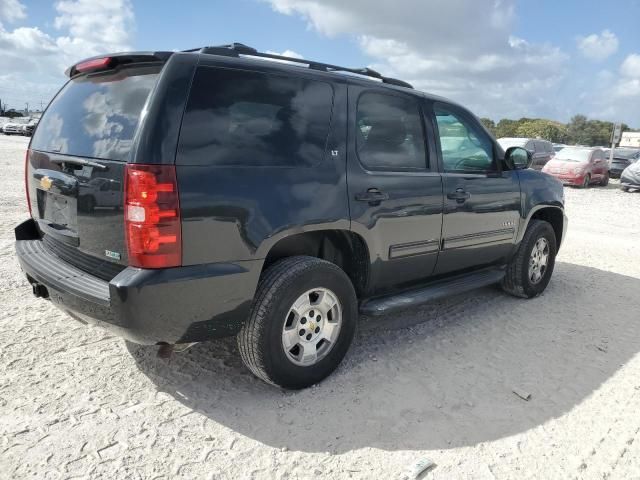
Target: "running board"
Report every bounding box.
[360,268,506,316]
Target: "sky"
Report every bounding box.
[1,0,639,126]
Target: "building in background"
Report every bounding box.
[620,132,640,148]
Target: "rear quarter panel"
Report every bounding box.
[176,80,349,265]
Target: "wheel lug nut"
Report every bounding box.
[300,318,307,324]
[316,315,321,321]
[299,329,305,336]
[306,334,312,341]
[309,310,314,317]
[315,327,320,333]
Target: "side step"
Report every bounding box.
[360,268,506,316]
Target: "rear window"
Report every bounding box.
[31,65,160,161]
[177,67,334,167]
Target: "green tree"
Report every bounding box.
[480,117,496,136]
[495,119,519,138]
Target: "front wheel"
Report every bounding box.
[501,220,557,298]
[581,174,591,188]
[238,256,357,389]
[600,173,609,186]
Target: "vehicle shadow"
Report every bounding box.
[126,262,640,452]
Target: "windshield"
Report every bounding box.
[554,147,592,162]
[498,138,527,149]
[31,65,160,162]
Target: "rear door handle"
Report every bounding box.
[447,188,470,203]
[355,188,389,205]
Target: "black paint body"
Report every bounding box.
[15,51,567,344]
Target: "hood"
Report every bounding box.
[543,159,587,170]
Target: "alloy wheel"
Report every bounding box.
[528,237,550,285]
[282,288,342,366]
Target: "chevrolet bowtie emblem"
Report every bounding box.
[40,176,53,191]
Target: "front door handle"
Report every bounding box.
[355,188,389,205]
[447,188,470,203]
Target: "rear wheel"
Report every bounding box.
[238,256,357,389]
[501,220,557,298]
[621,186,630,192]
[581,174,591,188]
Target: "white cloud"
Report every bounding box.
[0,0,26,23]
[266,0,568,120]
[0,0,134,110]
[577,29,619,61]
[267,49,304,59]
[620,54,640,78]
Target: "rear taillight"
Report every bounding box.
[75,57,112,73]
[124,164,181,268]
[25,149,32,216]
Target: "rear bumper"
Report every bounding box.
[15,219,261,345]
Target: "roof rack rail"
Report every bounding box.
[191,43,414,89]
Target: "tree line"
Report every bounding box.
[480,115,637,147]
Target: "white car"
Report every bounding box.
[3,121,24,135]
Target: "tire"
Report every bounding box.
[600,173,609,186]
[581,174,591,188]
[501,220,557,299]
[621,186,629,192]
[238,256,357,389]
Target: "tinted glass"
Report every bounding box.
[435,106,494,173]
[31,65,160,161]
[356,92,426,170]
[613,148,640,159]
[178,67,333,167]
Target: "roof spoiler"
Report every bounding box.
[187,42,414,89]
[65,51,174,78]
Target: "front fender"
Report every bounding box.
[516,169,566,247]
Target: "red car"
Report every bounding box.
[542,147,609,187]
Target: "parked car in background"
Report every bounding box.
[620,161,640,192]
[14,44,567,389]
[498,137,554,169]
[3,121,24,135]
[2,118,32,135]
[609,148,640,178]
[542,147,609,187]
[21,120,38,137]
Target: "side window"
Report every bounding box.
[177,67,333,167]
[546,142,554,153]
[525,141,534,152]
[356,92,427,170]
[434,106,495,173]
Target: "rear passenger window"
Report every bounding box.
[178,67,333,167]
[356,92,427,170]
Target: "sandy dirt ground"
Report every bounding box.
[1,134,640,480]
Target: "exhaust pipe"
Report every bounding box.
[31,283,49,299]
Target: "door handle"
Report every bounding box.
[447,188,470,203]
[355,188,389,205]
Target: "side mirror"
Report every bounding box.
[505,146,532,170]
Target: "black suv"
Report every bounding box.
[15,44,567,389]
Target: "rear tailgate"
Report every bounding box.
[27,63,162,278]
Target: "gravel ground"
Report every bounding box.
[1,134,640,480]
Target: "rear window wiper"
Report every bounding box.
[51,158,108,171]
